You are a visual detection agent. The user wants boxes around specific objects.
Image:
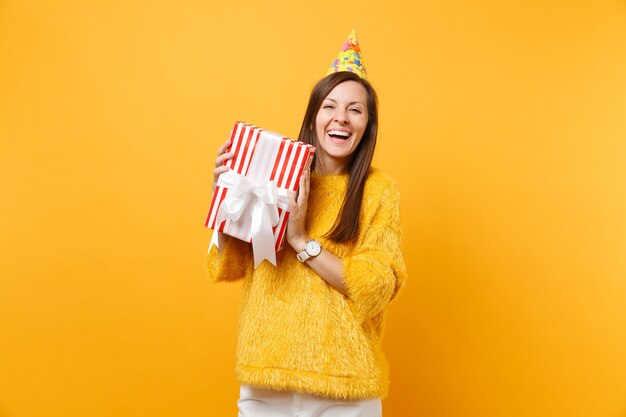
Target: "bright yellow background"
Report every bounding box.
[1,0,626,416]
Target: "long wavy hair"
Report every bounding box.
[297,71,379,243]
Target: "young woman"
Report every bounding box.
[208,69,407,417]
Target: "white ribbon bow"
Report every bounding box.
[209,170,290,268]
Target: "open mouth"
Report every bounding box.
[327,130,352,140]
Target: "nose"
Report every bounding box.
[334,108,349,124]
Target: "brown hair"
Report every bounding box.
[297,71,379,243]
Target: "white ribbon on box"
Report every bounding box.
[209,131,291,268]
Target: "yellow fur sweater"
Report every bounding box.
[207,167,407,400]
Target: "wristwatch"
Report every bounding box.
[297,239,322,262]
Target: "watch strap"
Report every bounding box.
[296,239,321,262]
[296,249,310,262]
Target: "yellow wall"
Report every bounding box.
[1,0,625,416]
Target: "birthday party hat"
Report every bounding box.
[326,29,367,79]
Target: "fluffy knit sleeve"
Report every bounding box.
[342,183,407,322]
[206,235,252,283]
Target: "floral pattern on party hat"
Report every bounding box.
[326,29,367,79]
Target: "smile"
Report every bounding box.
[327,130,352,140]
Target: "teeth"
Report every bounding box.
[328,130,351,137]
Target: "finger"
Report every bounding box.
[214,165,229,174]
[288,190,298,211]
[213,165,229,181]
[297,175,307,208]
[213,167,227,183]
[217,139,232,156]
[303,169,310,197]
[215,151,234,168]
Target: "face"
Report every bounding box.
[314,80,369,173]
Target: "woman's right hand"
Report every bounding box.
[213,138,234,191]
[211,138,235,249]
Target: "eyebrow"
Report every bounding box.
[323,98,365,106]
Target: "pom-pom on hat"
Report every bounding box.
[326,29,367,79]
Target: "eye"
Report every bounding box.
[323,105,334,109]
[349,108,362,113]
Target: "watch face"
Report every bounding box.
[306,240,322,257]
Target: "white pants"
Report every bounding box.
[237,385,382,417]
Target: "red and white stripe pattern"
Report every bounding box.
[205,122,315,252]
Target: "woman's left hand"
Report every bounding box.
[286,169,310,252]
[284,170,347,295]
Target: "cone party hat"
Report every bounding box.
[326,29,367,79]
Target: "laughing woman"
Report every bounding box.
[208,31,407,417]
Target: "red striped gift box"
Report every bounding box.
[205,122,315,267]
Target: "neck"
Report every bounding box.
[314,154,349,175]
